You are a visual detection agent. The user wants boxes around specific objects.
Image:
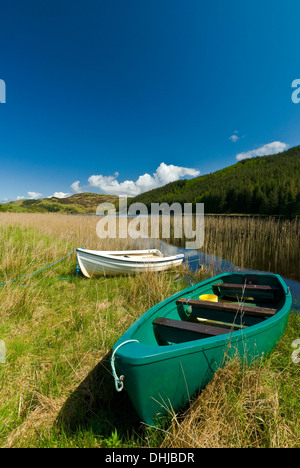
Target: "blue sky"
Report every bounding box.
[0,0,300,200]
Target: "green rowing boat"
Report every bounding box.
[111,272,292,425]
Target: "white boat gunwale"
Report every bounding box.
[76,248,184,264]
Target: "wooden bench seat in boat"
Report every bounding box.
[213,283,281,293]
[153,317,231,338]
[176,298,277,318]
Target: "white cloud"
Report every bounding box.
[48,192,70,199]
[27,192,43,199]
[71,180,82,193]
[15,192,42,200]
[236,141,289,161]
[229,134,239,142]
[88,163,200,197]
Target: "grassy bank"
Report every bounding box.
[0,214,299,448]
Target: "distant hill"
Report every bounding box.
[131,146,300,216]
[0,193,119,214]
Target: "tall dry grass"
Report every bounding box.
[160,358,298,448]
[0,216,193,447]
[1,213,298,281]
[203,216,300,280]
[0,212,145,251]
[165,214,300,281]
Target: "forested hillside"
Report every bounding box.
[132,146,300,215]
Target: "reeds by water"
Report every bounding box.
[164,215,300,282]
[203,216,300,280]
[1,213,298,281]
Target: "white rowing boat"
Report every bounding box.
[76,248,184,277]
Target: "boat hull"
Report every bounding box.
[112,272,292,425]
[76,248,184,277]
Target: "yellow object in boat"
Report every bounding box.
[199,294,218,302]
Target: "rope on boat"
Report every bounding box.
[111,340,139,392]
[0,249,79,287]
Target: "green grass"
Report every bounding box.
[0,221,299,448]
[0,224,188,447]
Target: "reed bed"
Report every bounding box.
[1,213,299,281]
[202,216,300,282]
[0,213,299,448]
[0,212,132,251]
[165,215,300,282]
